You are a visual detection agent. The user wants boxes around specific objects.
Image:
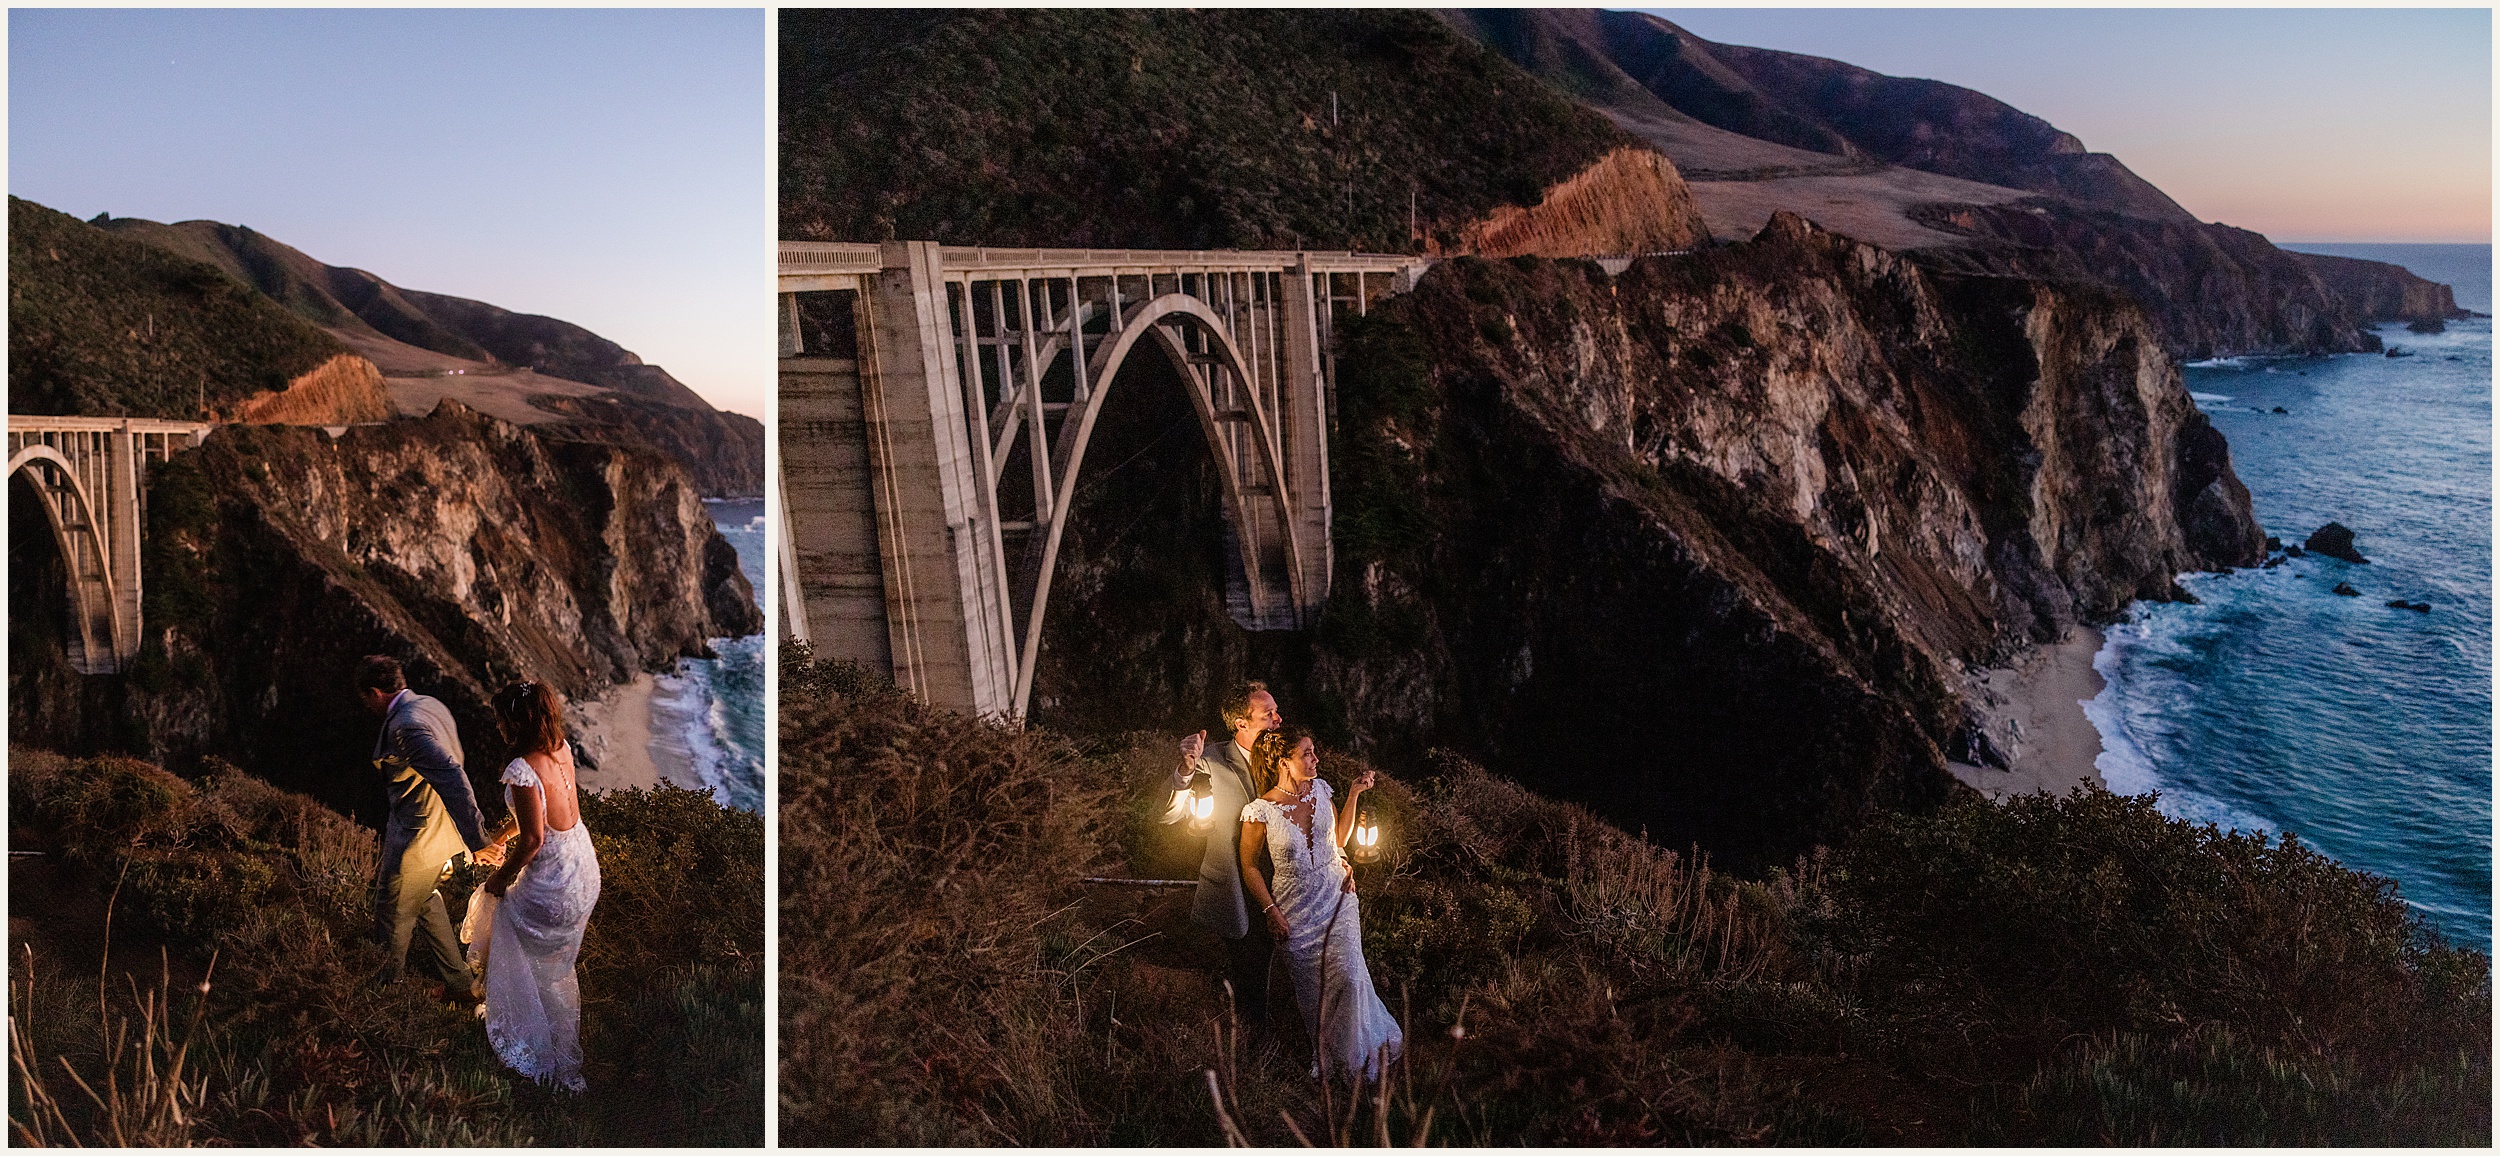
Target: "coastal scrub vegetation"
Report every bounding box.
[6,748,762,1145]
[780,646,2489,1145]
[7,196,350,419]
[779,9,1631,251]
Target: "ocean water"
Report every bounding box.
[649,497,766,812]
[2090,307,2491,948]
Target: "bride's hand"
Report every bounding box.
[1352,768,1377,793]
[483,874,510,899]
[1264,905,1290,938]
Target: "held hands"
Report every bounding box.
[1264,903,1290,938]
[483,874,510,899]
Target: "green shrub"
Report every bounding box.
[1833,789,2487,1063]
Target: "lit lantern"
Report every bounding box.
[1186,771,1217,835]
[1350,806,1383,863]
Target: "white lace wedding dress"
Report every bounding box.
[1243,779,1403,1080]
[484,755,602,1091]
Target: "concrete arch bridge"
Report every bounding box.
[780,241,1430,720]
[8,417,216,673]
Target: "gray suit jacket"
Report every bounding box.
[1179,739,1263,939]
[372,691,489,890]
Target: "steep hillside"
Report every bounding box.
[1024,217,2263,867]
[9,401,760,818]
[96,211,766,496]
[10,749,762,1144]
[1447,10,2188,221]
[781,9,1662,251]
[7,198,383,421]
[1445,10,2461,354]
[781,654,2489,1144]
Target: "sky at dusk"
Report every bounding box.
[9,8,771,418]
[1646,7,2492,244]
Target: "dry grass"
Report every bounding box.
[7,747,762,1146]
[781,643,2489,1145]
[1449,148,1712,257]
[234,353,394,425]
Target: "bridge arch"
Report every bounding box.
[8,445,125,674]
[1012,292,1307,714]
[778,241,1428,721]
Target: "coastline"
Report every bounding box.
[1948,625,2109,801]
[571,672,708,794]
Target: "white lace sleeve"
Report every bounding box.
[501,757,540,788]
[1239,800,1268,824]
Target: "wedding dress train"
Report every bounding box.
[484,756,602,1091]
[1243,779,1402,1080]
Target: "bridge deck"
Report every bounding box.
[781,241,1428,291]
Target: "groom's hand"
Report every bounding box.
[1174,730,1206,790]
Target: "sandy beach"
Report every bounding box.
[1948,626,2110,801]
[570,673,707,794]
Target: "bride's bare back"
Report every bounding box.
[523,746,582,832]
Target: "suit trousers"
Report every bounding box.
[378,846,468,987]
[1223,896,1276,1026]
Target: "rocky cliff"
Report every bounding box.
[1909,200,2389,358]
[2286,250,2467,325]
[8,401,760,819]
[1027,215,2262,867]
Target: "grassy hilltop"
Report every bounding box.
[8,197,352,418]
[781,9,1635,250]
[780,649,2489,1146]
[8,749,763,1146]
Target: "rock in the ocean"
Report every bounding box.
[2272,406,2288,414]
[2305,522,2369,564]
[2261,556,2286,569]
[2408,318,2447,334]
[2386,599,2433,613]
[2264,536,2282,552]
[2333,581,2361,597]
[2386,347,2415,358]
[2285,544,2307,558]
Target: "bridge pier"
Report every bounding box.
[780,242,1429,721]
[7,417,215,674]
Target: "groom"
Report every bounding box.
[1162,680,1282,1026]
[356,655,493,991]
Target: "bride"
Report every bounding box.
[478,681,603,1091]
[1238,727,1402,1081]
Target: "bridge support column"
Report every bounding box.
[855,242,1018,717]
[107,426,144,666]
[1280,258,1333,616]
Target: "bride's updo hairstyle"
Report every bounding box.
[493,680,567,759]
[1250,725,1315,798]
